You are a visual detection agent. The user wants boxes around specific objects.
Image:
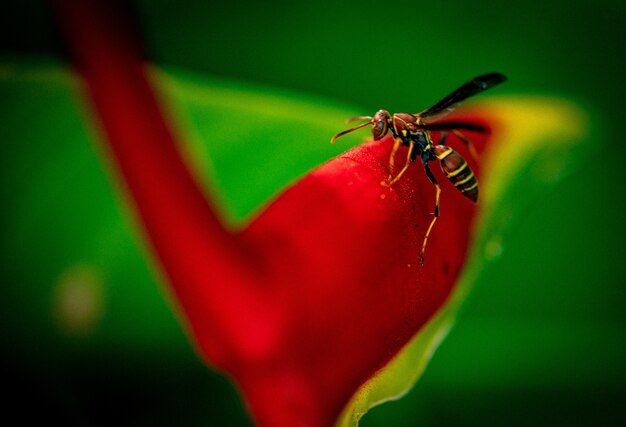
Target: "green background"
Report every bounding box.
[1,0,625,425]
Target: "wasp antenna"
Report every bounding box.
[330,120,372,143]
[346,115,373,124]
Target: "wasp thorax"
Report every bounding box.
[371,110,390,140]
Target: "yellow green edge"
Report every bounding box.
[335,96,590,427]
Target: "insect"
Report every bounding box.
[331,73,507,265]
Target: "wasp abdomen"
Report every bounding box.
[433,145,478,202]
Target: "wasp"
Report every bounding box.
[331,73,507,265]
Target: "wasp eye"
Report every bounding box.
[372,119,388,140]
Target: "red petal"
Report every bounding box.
[233,133,483,425]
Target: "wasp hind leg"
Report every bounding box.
[420,157,441,266]
[385,139,415,186]
[439,130,478,161]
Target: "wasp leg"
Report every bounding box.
[387,137,403,182]
[452,129,478,161]
[386,139,415,186]
[438,129,478,161]
[438,130,450,146]
[420,157,441,266]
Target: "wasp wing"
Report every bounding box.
[422,121,488,133]
[417,73,507,121]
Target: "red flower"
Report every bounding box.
[231,130,484,425]
[52,1,515,426]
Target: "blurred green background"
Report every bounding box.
[1,0,625,425]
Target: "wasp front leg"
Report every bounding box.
[420,155,441,266]
[385,139,415,186]
[387,137,403,182]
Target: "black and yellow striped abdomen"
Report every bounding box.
[433,145,478,202]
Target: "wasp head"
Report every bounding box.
[331,109,391,144]
[371,110,390,140]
